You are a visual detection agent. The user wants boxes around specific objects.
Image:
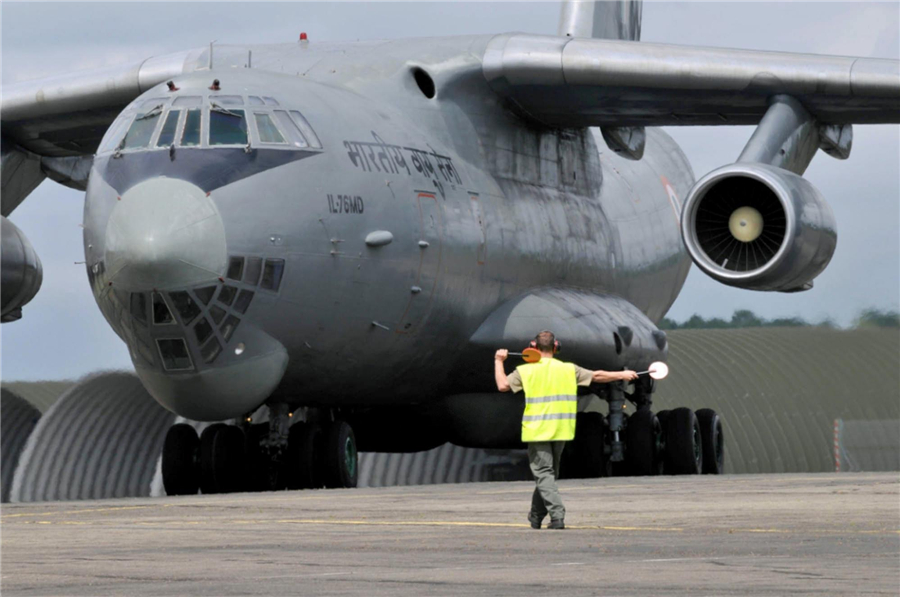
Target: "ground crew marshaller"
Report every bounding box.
[494,330,638,530]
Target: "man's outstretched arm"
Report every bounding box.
[495,349,511,392]
[591,369,638,384]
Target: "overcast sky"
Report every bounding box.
[1,1,897,381]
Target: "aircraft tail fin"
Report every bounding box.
[557,0,642,41]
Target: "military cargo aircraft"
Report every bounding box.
[2,1,898,495]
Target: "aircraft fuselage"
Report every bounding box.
[82,35,693,421]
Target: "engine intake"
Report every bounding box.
[681,163,836,292]
[1,216,43,322]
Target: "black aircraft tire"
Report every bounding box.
[162,424,199,496]
[322,420,359,489]
[287,423,323,490]
[211,425,247,494]
[199,424,226,494]
[575,412,609,478]
[696,408,725,475]
[243,423,269,492]
[664,408,702,475]
[626,409,662,476]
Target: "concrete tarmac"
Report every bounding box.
[2,473,898,596]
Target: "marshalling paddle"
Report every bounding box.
[508,348,543,363]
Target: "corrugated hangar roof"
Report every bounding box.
[657,327,899,474]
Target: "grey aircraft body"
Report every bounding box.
[2,1,898,493]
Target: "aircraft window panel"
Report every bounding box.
[212,95,244,106]
[254,113,287,144]
[244,257,262,285]
[227,257,244,280]
[193,285,216,305]
[130,292,148,325]
[263,97,279,106]
[193,317,214,345]
[248,96,265,105]
[152,292,175,325]
[261,259,285,291]
[217,285,237,306]
[155,110,182,147]
[173,96,202,107]
[168,291,201,325]
[157,338,194,371]
[289,110,321,148]
[98,113,134,154]
[201,337,222,364]
[181,109,202,146]
[209,305,226,324]
[272,111,307,148]
[209,108,248,146]
[234,290,254,314]
[121,110,162,149]
[220,315,240,341]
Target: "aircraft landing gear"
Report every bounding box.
[161,423,200,495]
[560,379,723,478]
[160,407,361,496]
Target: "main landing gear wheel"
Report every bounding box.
[200,424,247,494]
[696,408,724,474]
[664,407,702,475]
[564,412,609,479]
[321,420,359,488]
[287,422,323,490]
[162,423,200,495]
[626,409,663,476]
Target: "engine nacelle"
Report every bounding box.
[1,216,43,322]
[681,163,837,292]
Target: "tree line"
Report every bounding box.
[659,308,899,330]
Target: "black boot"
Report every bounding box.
[548,519,565,530]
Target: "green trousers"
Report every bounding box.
[528,441,566,521]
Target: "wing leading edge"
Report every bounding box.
[482,34,900,128]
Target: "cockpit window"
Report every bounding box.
[248,96,265,106]
[289,110,322,149]
[254,113,287,144]
[263,97,280,106]
[156,110,181,147]
[121,108,162,150]
[173,96,202,107]
[181,109,202,146]
[213,95,244,106]
[272,111,308,148]
[98,112,134,154]
[210,107,248,146]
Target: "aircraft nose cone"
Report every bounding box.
[105,178,227,291]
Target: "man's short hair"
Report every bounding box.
[535,330,556,353]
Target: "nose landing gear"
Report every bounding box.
[160,407,360,496]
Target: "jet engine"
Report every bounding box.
[1,216,43,322]
[680,163,836,292]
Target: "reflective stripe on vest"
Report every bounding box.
[517,358,578,442]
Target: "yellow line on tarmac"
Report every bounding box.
[1,505,158,519]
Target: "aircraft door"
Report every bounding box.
[397,193,442,333]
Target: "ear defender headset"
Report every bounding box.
[529,330,561,354]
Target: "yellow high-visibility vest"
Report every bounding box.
[516,357,578,442]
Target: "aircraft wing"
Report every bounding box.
[1,50,199,215]
[482,34,900,128]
